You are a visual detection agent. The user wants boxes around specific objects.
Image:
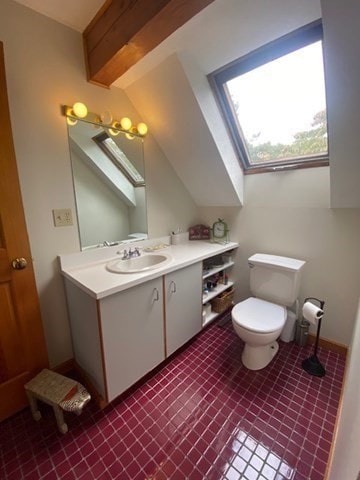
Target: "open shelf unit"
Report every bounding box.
[202,252,235,327]
[203,260,234,280]
[202,280,234,304]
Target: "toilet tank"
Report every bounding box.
[249,253,306,307]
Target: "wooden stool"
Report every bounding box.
[25,369,91,434]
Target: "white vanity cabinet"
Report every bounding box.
[61,241,238,405]
[100,277,164,402]
[65,276,164,403]
[65,265,203,404]
[165,262,202,356]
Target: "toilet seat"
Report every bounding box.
[232,297,286,333]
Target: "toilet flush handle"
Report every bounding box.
[248,262,254,268]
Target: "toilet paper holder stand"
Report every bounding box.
[302,297,326,378]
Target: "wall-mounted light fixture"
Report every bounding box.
[63,102,148,138]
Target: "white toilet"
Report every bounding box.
[232,253,305,370]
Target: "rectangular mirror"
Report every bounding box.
[67,120,147,250]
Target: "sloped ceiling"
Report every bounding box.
[122,0,322,208]
[12,0,106,32]
[119,0,360,209]
[126,53,243,207]
[13,0,360,208]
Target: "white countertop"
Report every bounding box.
[59,238,238,299]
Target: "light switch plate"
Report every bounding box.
[53,209,73,227]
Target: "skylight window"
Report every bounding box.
[94,132,145,186]
[209,21,329,173]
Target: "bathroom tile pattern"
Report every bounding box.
[0,315,345,480]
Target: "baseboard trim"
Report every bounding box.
[324,344,350,479]
[73,362,108,410]
[52,359,107,409]
[308,333,348,356]
[52,358,75,375]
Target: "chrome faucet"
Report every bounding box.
[103,240,119,247]
[121,247,141,259]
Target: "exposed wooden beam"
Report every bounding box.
[84,0,216,87]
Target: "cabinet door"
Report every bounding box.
[165,262,202,356]
[100,277,164,402]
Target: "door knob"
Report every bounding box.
[12,257,27,270]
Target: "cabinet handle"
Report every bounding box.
[170,281,177,293]
[153,287,159,301]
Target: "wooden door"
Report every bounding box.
[0,42,48,421]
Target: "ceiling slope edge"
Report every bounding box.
[178,52,244,205]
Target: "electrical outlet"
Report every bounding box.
[53,209,73,227]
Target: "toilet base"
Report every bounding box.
[242,341,279,370]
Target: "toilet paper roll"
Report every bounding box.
[302,302,324,325]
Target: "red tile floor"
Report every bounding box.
[0,314,345,480]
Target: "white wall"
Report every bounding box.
[327,300,360,479]
[199,167,360,346]
[129,187,147,235]
[321,0,360,208]
[0,0,199,366]
[71,150,131,247]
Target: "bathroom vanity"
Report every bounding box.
[60,238,238,405]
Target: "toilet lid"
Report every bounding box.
[232,297,286,333]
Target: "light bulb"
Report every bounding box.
[73,102,88,119]
[125,127,137,140]
[66,117,78,126]
[120,117,132,130]
[109,129,120,136]
[137,122,148,136]
[109,121,121,136]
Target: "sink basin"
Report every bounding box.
[106,253,172,274]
